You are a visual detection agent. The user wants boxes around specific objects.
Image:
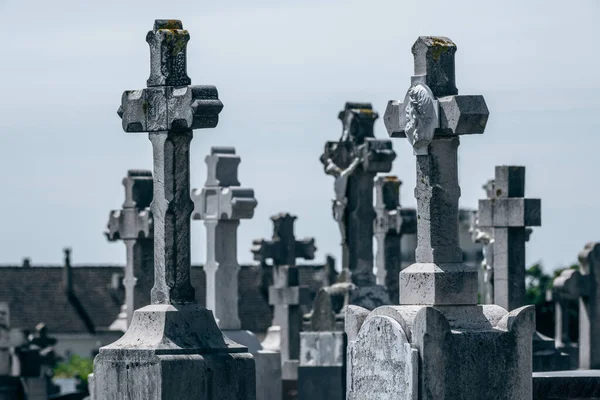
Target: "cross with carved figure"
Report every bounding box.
[191,147,257,330]
[117,20,223,305]
[320,103,396,287]
[384,36,489,306]
[105,170,153,326]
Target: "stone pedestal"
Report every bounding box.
[94,305,255,399]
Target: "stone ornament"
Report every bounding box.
[400,78,439,155]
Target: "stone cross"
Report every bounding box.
[373,175,417,304]
[384,36,489,305]
[344,36,534,400]
[191,146,257,330]
[554,242,600,369]
[320,103,396,286]
[477,166,541,310]
[94,20,255,400]
[252,213,315,379]
[105,169,153,327]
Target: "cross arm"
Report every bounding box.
[105,208,153,241]
[478,198,541,228]
[295,238,317,261]
[117,85,223,133]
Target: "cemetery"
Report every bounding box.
[0,3,598,400]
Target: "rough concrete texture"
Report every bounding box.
[533,370,600,400]
[346,304,534,400]
[105,170,154,328]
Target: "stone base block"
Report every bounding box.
[255,350,282,400]
[298,366,344,400]
[399,263,478,305]
[93,304,256,400]
[346,304,534,399]
[533,370,600,400]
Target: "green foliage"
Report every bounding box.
[53,355,93,383]
[525,262,579,306]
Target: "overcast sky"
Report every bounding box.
[0,0,598,272]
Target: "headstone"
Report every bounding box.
[374,176,417,304]
[105,169,154,329]
[192,147,280,400]
[553,267,580,369]
[92,19,255,400]
[320,103,396,286]
[554,242,600,369]
[477,166,541,311]
[252,213,315,395]
[346,36,534,399]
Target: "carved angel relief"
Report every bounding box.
[400,81,439,155]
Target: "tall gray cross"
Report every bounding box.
[191,147,257,330]
[374,175,417,304]
[105,170,153,326]
[384,36,489,305]
[117,20,223,305]
[477,166,541,310]
[252,213,315,378]
[320,103,396,287]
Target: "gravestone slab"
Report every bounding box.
[92,19,255,400]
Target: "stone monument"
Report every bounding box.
[374,175,417,304]
[92,19,255,400]
[192,146,280,400]
[105,169,154,329]
[252,213,315,397]
[320,103,396,286]
[478,166,541,311]
[346,36,534,399]
[554,242,600,369]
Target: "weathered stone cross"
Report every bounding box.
[117,20,223,305]
[191,147,257,330]
[373,175,417,304]
[478,166,541,310]
[252,213,315,379]
[94,20,255,400]
[384,36,489,305]
[320,103,396,286]
[105,169,154,327]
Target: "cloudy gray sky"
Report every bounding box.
[0,0,598,272]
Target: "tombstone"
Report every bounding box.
[105,169,154,329]
[192,147,280,400]
[554,242,600,370]
[345,36,534,399]
[92,20,255,400]
[553,267,580,369]
[298,280,353,400]
[320,103,396,287]
[374,175,417,304]
[252,213,315,398]
[477,166,541,311]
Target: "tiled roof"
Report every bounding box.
[0,262,331,335]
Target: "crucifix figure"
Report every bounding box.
[105,169,153,328]
[93,20,255,400]
[320,103,396,286]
